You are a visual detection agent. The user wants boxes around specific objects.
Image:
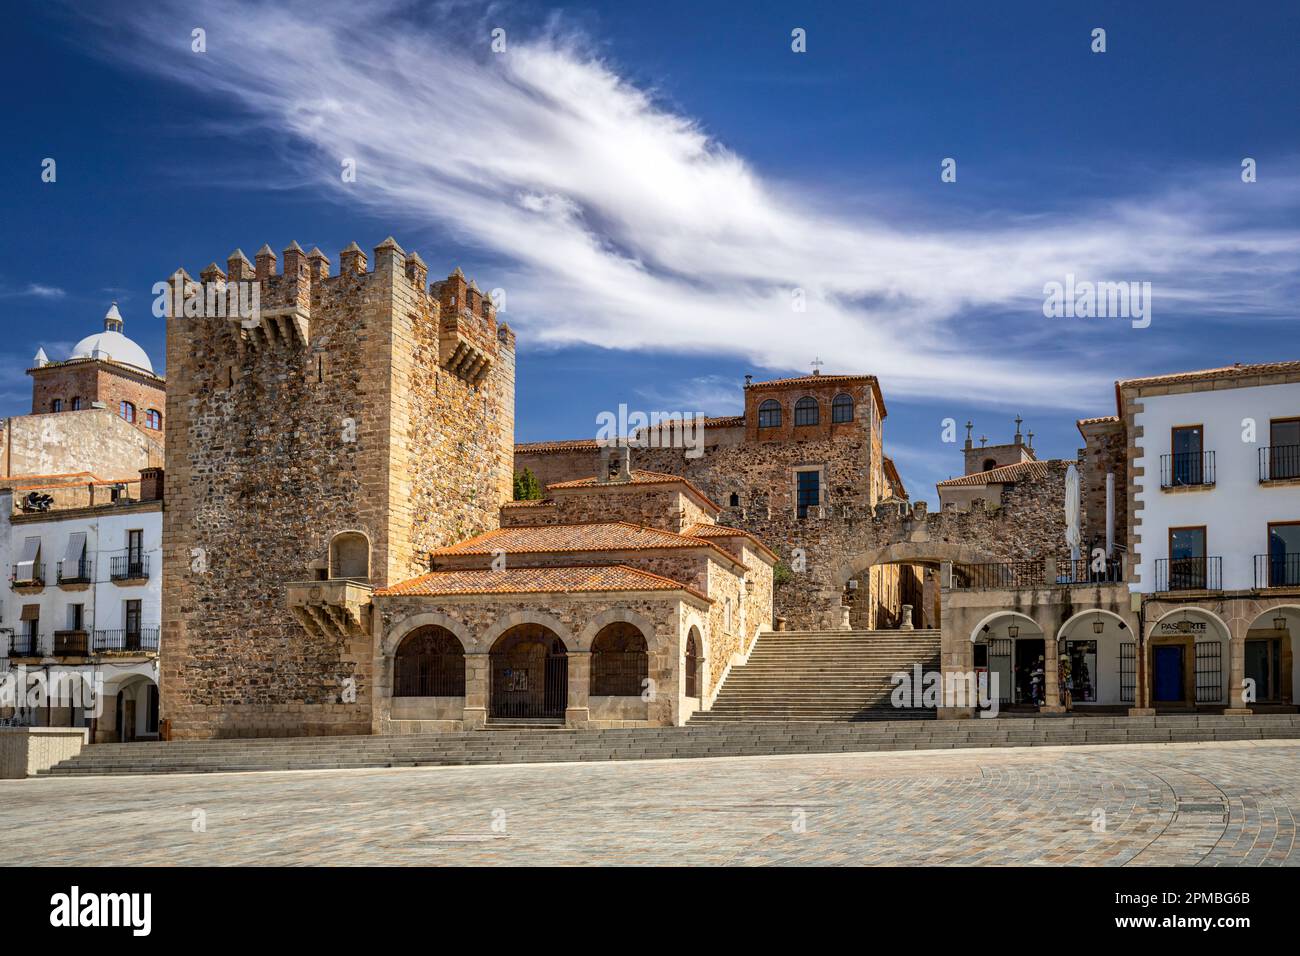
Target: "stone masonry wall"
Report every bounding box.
[2,409,163,479]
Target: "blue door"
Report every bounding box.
[1154,646,1184,702]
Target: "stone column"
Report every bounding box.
[565,650,591,728]
[462,652,489,730]
[1041,632,1065,713]
[1226,612,1251,714]
[1128,621,1155,716]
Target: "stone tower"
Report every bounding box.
[161,238,515,738]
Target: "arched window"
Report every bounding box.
[329,531,370,581]
[591,622,649,696]
[145,408,162,430]
[684,630,700,698]
[70,397,82,411]
[51,399,63,413]
[119,400,136,423]
[757,399,782,428]
[794,396,819,426]
[832,393,854,423]
[728,492,740,507]
[982,458,997,472]
[393,626,465,697]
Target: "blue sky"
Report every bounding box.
[2,0,1298,502]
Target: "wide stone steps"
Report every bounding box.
[38,715,1300,775]
[691,628,940,724]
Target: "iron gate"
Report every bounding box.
[1119,642,1136,704]
[491,637,568,719]
[1195,641,1222,704]
[988,638,1012,705]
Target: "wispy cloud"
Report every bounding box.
[0,282,67,300]
[83,0,1300,408]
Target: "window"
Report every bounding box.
[67,604,84,632]
[51,399,63,412]
[1170,425,1203,485]
[794,396,820,426]
[393,626,466,697]
[70,397,82,410]
[119,400,136,423]
[729,492,740,507]
[144,408,162,430]
[590,622,649,696]
[796,469,821,519]
[1267,522,1300,587]
[1269,418,1300,480]
[684,630,700,698]
[1169,526,1207,589]
[831,393,854,423]
[125,600,142,640]
[724,598,733,633]
[757,399,782,429]
[127,529,144,563]
[982,458,997,472]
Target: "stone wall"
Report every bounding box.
[1078,417,1128,557]
[161,240,514,739]
[1,409,163,479]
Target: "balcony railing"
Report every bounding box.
[1155,556,1222,592]
[951,561,1046,589]
[1056,557,1124,584]
[9,563,45,588]
[8,633,41,656]
[56,558,93,585]
[92,627,160,653]
[109,554,149,581]
[53,630,89,656]
[1160,450,1215,489]
[1255,553,1300,589]
[1259,445,1300,482]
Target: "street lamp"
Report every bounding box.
[1007,624,1019,639]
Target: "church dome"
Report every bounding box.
[69,303,154,374]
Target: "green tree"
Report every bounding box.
[513,467,542,501]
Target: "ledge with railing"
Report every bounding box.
[92,627,160,653]
[1160,450,1215,489]
[1259,445,1300,483]
[53,630,90,656]
[1255,553,1300,589]
[108,553,150,582]
[950,561,1046,589]
[56,558,93,585]
[1155,556,1222,592]
[9,564,45,589]
[7,633,42,657]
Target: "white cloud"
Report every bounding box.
[88,0,1300,409]
[0,283,67,300]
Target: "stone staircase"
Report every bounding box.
[37,715,1300,776]
[690,628,941,723]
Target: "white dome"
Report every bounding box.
[69,304,154,373]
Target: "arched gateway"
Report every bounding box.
[836,541,1000,630]
[489,624,568,719]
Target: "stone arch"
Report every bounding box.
[382,610,475,658]
[969,610,1043,644]
[836,540,1000,587]
[576,607,659,653]
[1054,608,1131,644]
[1150,605,1230,640]
[481,610,577,652]
[329,529,371,581]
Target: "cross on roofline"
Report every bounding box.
[810,357,824,374]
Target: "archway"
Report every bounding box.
[590,622,648,697]
[489,624,568,719]
[329,531,370,581]
[970,611,1046,708]
[1244,605,1300,708]
[113,675,159,742]
[1055,609,1133,709]
[393,626,465,697]
[838,541,1000,630]
[684,627,702,699]
[1147,607,1230,709]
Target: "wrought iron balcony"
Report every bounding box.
[53,630,90,656]
[92,627,160,653]
[1160,450,1215,489]
[1259,445,1300,483]
[1056,557,1125,585]
[1255,553,1300,589]
[950,561,1046,590]
[1155,556,1222,592]
[109,553,149,581]
[9,563,45,589]
[8,633,42,657]
[56,558,93,585]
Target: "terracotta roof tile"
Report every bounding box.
[683,522,779,562]
[515,438,601,453]
[1117,361,1300,391]
[937,460,1056,487]
[376,564,709,602]
[432,521,742,566]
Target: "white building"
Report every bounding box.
[0,470,163,742]
[1124,362,1300,709]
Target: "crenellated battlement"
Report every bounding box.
[169,239,515,361]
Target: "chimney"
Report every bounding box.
[140,467,165,502]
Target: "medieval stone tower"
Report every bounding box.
[161,237,515,738]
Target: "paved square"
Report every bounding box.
[1,740,1296,865]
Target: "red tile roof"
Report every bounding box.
[376,564,709,602]
[515,438,601,453]
[545,469,722,513]
[745,373,887,417]
[937,460,1056,487]
[683,523,779,562]
[431,521,745,567]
